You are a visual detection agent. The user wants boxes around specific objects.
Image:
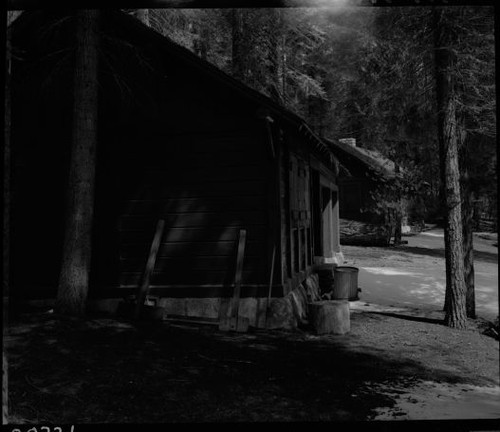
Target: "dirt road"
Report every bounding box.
[342,229,498,322]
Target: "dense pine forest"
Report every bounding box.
[129,7,495,230]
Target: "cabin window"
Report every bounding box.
[311,169,322,256]
[289,154,312,275]
[300,227,307,269]
[311,170,338,262]
[306,227,312,266]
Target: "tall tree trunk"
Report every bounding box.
[231,9,245,82]
[3,9,13,425]
[267,9,283,104]
[3,11,11,318]
[393,162,403,246]
[56,10,100,317]
[433,8,467,329]
[194,22,209,61]
[393,211,403,246]
[460,134,475,319]
[280,19,287,104]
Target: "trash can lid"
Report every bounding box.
[334,266,359,272]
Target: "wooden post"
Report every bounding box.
[134,219,165,320]
[3,10,11,424]
[219,229,248,332]
[265,245,276,327]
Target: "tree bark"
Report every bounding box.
[433,8,467,329]
[460,135,475,319]
[3,9,12,424]
[56,10,100,317]
[231,9,246,81]
[194,22,209,61]
[267,9,283,104]
[2,352,7,425]
[393,162,403,246]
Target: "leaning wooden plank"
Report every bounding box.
[219,229,247,331]
[134,219,165,320]
[232,229,247,332]
[264,245,276,328]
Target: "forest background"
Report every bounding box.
[127,6,496,231]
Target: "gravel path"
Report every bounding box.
[342,229,498,322]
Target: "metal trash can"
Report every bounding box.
[332,266,359,301]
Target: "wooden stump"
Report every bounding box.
[308,300,350,335]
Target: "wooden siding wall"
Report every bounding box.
[10,13,340,301]
[11,18,276,298]
[111,132,271,295]
[89,126,269,295]
[338,177,376,222]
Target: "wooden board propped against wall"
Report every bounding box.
[219,229,249,332]
[133,219,165,320]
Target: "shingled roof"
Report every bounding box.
[323,137,395,179]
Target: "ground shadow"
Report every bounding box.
[5,312,491,424]
[366,311,444,325]
[399,246,498,264]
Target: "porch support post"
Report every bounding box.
[322,189,334,260]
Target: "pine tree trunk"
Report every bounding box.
[393,211,402,246]
[460,137,475,319]
[281,21,287,103]
[194,22,209,61]
[433,8,467,329]
[2,352,7,425]
[393,163,402,246]
[3,10,12,424]
[3,11,11,312]
[267,9,282,103]
[56,10,100,317]
[231,9,245,81]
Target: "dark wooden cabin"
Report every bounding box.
[324,138,395,246]
[9,10,343,327]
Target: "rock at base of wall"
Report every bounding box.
[266,297,297,330]
[290,285,309,324]
[303,276,321,302]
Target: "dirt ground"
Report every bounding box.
[5,303,499,425]
[5,236,499,425]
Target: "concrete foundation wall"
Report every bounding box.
[73,273,325,331]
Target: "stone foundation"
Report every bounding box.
[72,272,333,331]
